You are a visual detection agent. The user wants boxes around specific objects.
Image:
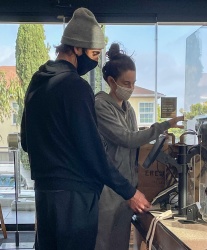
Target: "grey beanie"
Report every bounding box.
[61,8,105,49]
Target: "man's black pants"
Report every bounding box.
[35,190,98,250]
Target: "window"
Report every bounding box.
[11,102,19,125]
[139,102,154,124]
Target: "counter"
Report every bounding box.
[132,210,207,250]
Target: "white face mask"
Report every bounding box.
[115,82,133,101]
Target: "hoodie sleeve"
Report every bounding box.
[64,80,136,200]
[95,98,171,148]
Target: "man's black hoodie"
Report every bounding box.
[21,60,136,199]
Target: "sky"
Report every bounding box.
[0,23,205,114]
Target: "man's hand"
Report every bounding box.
[168,115,184,129]
[128,190,151,213]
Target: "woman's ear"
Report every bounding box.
[107,76,115,86]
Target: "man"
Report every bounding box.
[21,7,151,250]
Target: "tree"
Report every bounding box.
[15,24,50,168]
[0,72,13,123]
[16,24,50,117]
[157,104,184,141]
[157,104,167,123]
[0,71,22,123]
[180,102,207,120]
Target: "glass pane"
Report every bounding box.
[185,27,207,112]
[1,22,206,231]
[139,103,154,114]
[140,113,153,123]
[157,25,201,118]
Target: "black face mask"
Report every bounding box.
[76,52,98,76]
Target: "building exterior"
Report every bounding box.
[0,66,19,162]
[130,86,165,129]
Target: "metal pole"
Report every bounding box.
[154,18,158,122]
[13,150,19,246]
[4,133,34,249]
[101,47,106,91]
[90,69,95,92]
[63,16,66,30]
[177,145,188,215]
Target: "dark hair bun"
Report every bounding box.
[107,43,122,60]
[103,42,135,82]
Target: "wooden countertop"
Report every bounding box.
[132,210,207,250]
[159,213,207,250]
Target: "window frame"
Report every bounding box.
[11,102,19,125]
[138,102,155,125]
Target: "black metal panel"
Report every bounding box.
[0,0,207,23]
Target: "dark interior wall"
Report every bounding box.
[0,0,207,23]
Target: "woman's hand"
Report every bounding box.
[168,115,184,129]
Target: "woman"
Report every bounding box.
[94,43,183,250]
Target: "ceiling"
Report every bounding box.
[1,0,207,24]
